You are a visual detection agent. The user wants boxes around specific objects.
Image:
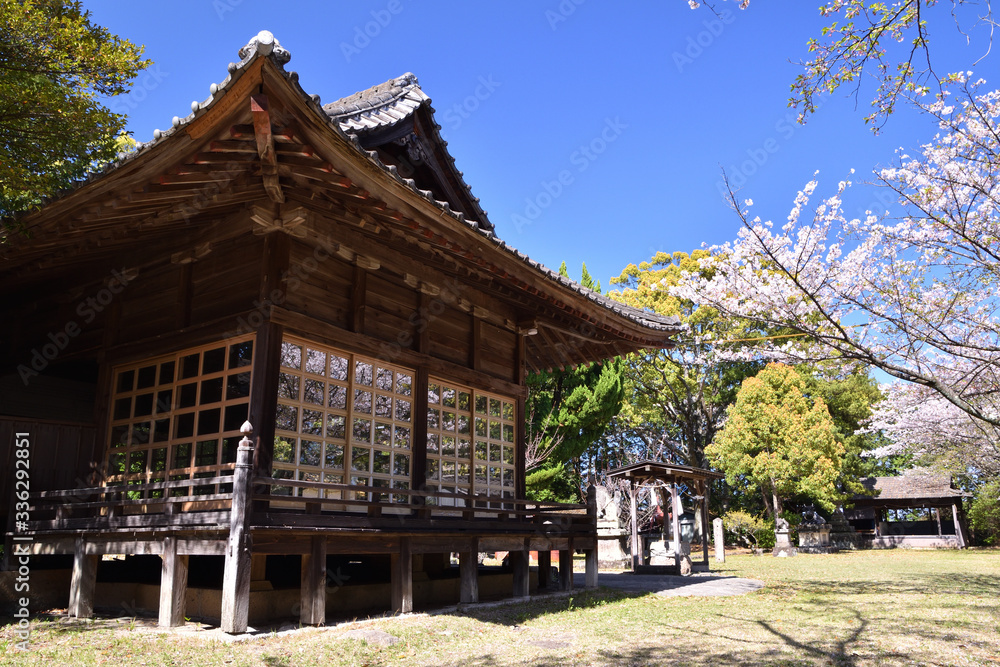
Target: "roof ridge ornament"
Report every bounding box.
[238,30,291,65]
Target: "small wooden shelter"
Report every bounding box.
[847,469,971,548]
[607,460,722,573]
[0,32,682,630]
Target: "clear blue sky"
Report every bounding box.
[86,1,992,291]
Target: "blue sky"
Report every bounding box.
[86,0,993,291]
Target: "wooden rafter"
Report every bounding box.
[250,93,285,203]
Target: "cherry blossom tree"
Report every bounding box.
[865,381,1000,476]
[672,80,1000,443]
[690,1,995,130]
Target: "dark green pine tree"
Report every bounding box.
[525,263,623,502]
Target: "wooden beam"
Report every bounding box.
[221,429,254,634]
[68,537,98,618]
[158,536,189,627]
[300,535,326,625]
[559,544,574,591]
[585,485,598,588]
[537,549,551,590]
[250,94,285,203]
[952,503,966,548]
[351,266,367,333]
[630,484,640,571]
[671,482,683,565]
[391,537,413,613]
[175,263,193,329]
[515,334,527,501]
[459,538,479,604]
[249,322,285,509]
[512,545,530,599]
[411,368,429,512]
[470,315,482,371]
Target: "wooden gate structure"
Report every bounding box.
[608,461,723,574]
[1,32,682,632]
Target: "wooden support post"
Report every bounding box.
[515,334,527,502]
[249,318,285,513]
[68,537,98,618]
[411,369,428,514]
[559,546,574,591]
[629,483,640,571]
[537,549,551,590]
[300,536,326,625]
[952,503,966,548]
[158,535,189,627]
[670,482,682,568]
[350,266,367,333]
[391,537,413,613]
[585,484,598,588]
[512,548,530,599]
[934,507,943,537]
[221,422,254,634]
[700,480,710,566]
[459,539,479,604]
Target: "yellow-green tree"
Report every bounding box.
[0,0,150,217]
[707,362,845,516]
[605,250,765,469]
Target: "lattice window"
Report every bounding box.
[427,379,516,506]
[106,336,254,499]
[272,336,413,503]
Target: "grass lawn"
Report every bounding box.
[1,549,998,666]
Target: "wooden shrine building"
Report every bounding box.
[846,469,971,549]
[0,32,681,631]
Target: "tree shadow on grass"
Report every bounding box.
[455,587,647,627]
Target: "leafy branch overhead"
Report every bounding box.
[693,0,994,131]
[0,0,150,217]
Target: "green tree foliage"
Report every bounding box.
[525,263,624,502]
[0,0,150,217]
[794,366,906,494]
[707,362,846,516]
[603,250,764,469]
[968,479,1000,546]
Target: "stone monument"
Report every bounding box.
[595,485,630,568]
[772,517,797,557]
[797,506,834,554]
[828,508,861,549]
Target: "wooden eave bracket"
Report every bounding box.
[251,94,285,204]
[171,242,213,265]
[251,204,308,238]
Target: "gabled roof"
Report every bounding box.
[0,31,681,372]
[324,73,493,231]
[855,468,970,504]
[607,460,723,484]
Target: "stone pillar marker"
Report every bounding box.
[713,517,725,562]
[772,517,796,557]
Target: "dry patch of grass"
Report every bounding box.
[2,549,998,666]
